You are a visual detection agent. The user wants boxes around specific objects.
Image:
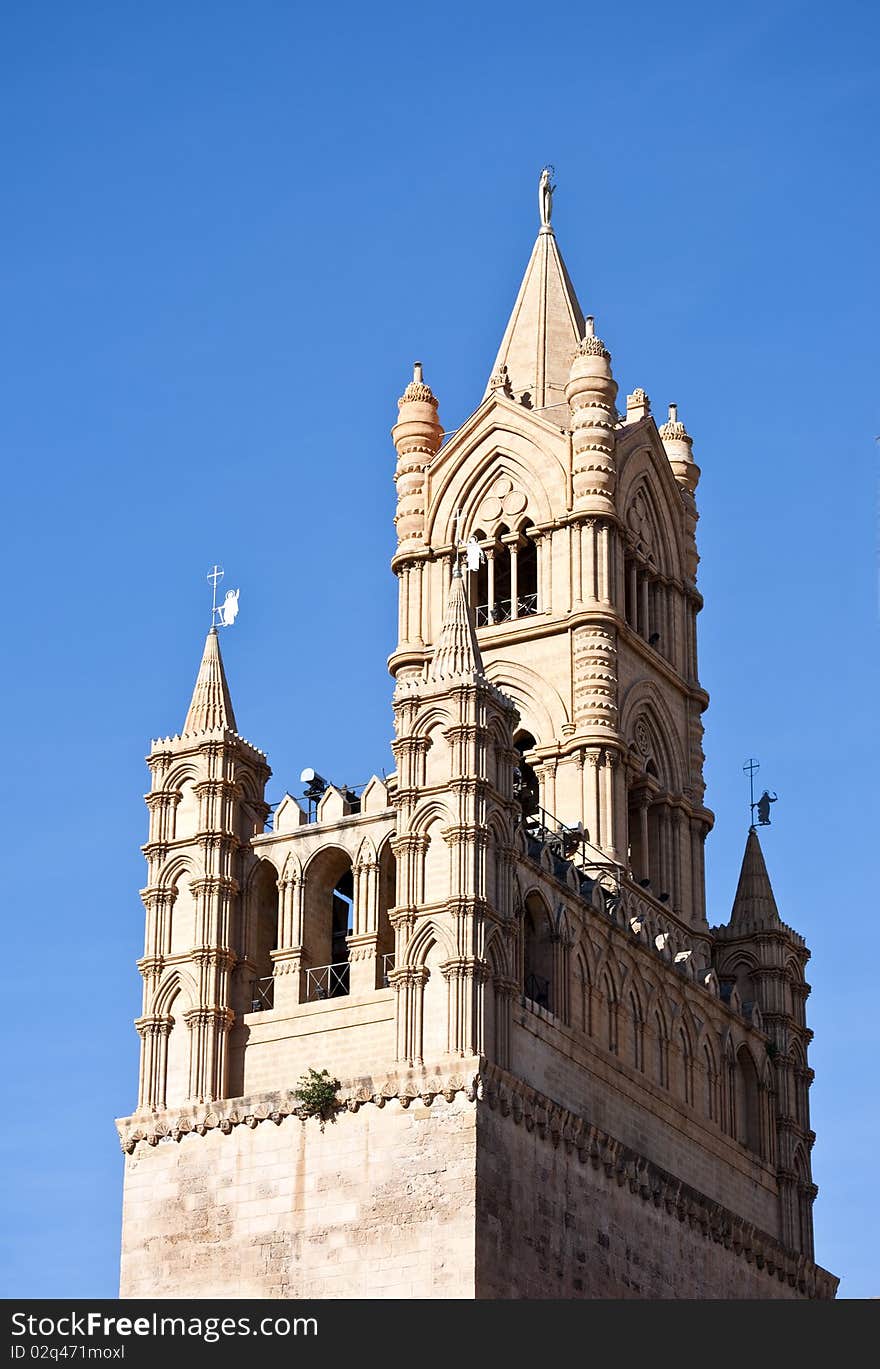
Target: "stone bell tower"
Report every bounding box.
[389,197,712,934]
[117,174,836,1301]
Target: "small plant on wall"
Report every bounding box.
[295,1068,341,1130]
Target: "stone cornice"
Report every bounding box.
[115,1059,836,1299]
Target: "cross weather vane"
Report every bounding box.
[207,564,240,628]
[743,757,778,829]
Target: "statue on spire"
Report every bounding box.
[539,165,555,228]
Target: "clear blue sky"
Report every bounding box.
[1,0,877,1299]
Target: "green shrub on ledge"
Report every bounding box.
[295,1068,341,1129]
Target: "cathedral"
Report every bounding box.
[117,176,838,1299]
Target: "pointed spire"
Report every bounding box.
[483,223,585,411]
[729,828,781,930]
[428,569,484,683]
[183,628,237,735]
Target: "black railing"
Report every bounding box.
[475,594,539,627]
[305,961,350,1001]
[250,976,274,1012]
[524,973,550,1010]
[519,805,623,918]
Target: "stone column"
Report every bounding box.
[272,875,306,1009]
[391,966,430,1066]
[348,856,380,993]
[509,540,519,617]
[443,960,490,1057]
[485,546,496,624]
[135,1016,172,1110]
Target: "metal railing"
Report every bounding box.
[250,976,274,1012]
[305,961,350,1002]
[475,593,539,627]
[518,805,623,921]
[524,973,550,1010]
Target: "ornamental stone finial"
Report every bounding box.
[658,401,691,445]
[539,165,555,229]
[575,316,610,359]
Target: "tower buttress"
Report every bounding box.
[389,570,519,1067]
[137,629,270,1111]
[713,828,818,1259]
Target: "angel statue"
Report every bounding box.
[218,587,240,627]
[539,165,556,227]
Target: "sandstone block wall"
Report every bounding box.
[475,1101,807,1298]
[120,1093,476,1299]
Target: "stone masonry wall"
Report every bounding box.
[474,1072,834,1299]
[119,1091,476,1299]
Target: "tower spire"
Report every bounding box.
[729,827,781,930]
[483,182,585,410]
[428,572,484,682]
[183,628,237,735]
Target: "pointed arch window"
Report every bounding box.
[472,521,539,626]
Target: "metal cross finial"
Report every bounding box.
[207,564,240,628]
[451,508,484,579]
[207,565,224,626]
[743,757,760,829]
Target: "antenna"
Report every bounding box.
[743,757,760,830]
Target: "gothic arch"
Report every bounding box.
[619,683,685,793]
[405,798,454,835]
[485,926,513,980]
[157,853,200,891]
[483,658,569,745]
[427,427,563,545]
[153,966,198,1017]
[616,445,684,581]
[280,850,303,884]
[404,916,456,970]
[735,1043,763,1154]
[410,704,453,738]
[354,834,378,867]
[160,761,199,794]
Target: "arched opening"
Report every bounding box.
[517,522,538,615]
[249,860,279,1011]
[471,529,489,621]
[735,1046,763,1154]
[493,524,512,617]
[523,894,553,1010]
[377,840,397,987]
[303,847,354,1001]
[513,731,540,820]
[574,954,592,1036]
[471,520,539,625]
